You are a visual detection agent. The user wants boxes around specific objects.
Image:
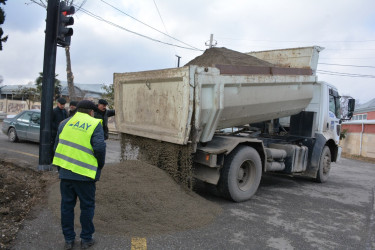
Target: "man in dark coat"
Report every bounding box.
[94,99,115,140]
[68,100,78,117]
[52,98,68,148]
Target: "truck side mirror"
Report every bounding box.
[347,99,355,119]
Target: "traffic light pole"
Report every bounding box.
[38,0,59,170]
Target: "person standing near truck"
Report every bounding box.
[68,100,78,117]
[94,99,115,140]
[51,98,68,161]
[52,100,106,249]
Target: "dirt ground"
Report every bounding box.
[0,160,222,249]
[0,160,56,249]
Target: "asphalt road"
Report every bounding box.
[1,125,375,249]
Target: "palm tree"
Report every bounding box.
[35,72,62,100]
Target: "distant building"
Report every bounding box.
[60,82,105,100]
[0,82,105,101]
[341,98,375,158]
[0,85,30,100]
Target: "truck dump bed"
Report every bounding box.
[114,47,321,145]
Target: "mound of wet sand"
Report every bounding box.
[185,47,274,67]
[48,161,222,237]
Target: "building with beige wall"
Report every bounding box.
[341,98,375,158]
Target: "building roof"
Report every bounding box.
[1,83,106,99]
[0,85,30,94]
[60,82,106,94]
[60,83,104,99]
[355,98,375,114]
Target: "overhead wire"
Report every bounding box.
[73,4,375,77]
[74,5,203,51]
[100,0,202,51]
[317,70,375,78]
[319,63,375,68]
[216,37,375,43]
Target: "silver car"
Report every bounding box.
[2,110,41,143]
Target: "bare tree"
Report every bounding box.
[28,0,87,101]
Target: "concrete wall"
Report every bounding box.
[341,119,375,159]
[0,99,117,132]
[0,99,41,114]
[341,133,375,158]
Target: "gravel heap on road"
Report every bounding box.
[48,160,222,237]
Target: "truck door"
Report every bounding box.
[327,88,341,144]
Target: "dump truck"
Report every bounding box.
[114,46,355,202]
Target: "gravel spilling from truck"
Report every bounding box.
[121,133,194,189]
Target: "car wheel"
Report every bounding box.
[8,127,19,142]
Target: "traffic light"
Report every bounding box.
[57,1,75,47]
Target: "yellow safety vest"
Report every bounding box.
[53,112,102,179]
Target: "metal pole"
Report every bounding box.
[176,55,181,67]
[38,0,59,171]
[209,34,214,48]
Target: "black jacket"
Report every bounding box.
[52,107,68,138]
[68,109,77,117]
[94,107,115,140]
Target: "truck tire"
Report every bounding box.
[316,146,331,183]
[218,145,262,202]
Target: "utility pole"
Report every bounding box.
[205,34,217,48]
[38,0,59,170]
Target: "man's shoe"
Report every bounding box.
[81,238,95,249]
[64,240,75,250]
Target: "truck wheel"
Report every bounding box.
[8,128,19,142]
[316,146,331,183]
[218,145,262,202]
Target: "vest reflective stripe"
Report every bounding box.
[53,112,102,179]
[58,139,94,156]
[54,152,98,171]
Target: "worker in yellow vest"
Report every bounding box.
[52,100,106,250]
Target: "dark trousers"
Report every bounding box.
[60,179,96,242]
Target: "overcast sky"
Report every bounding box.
[1,0,375,103]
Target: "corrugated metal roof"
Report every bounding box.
[355,98,375,113]
[0,85,30,93]
[60,82,105,94]
[1,83,106,96]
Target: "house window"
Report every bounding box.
[353,114,368,120]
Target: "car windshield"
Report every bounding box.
[16,112,32,123]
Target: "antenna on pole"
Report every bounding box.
[205,34,217,48]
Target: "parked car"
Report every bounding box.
[2,110,41,143]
